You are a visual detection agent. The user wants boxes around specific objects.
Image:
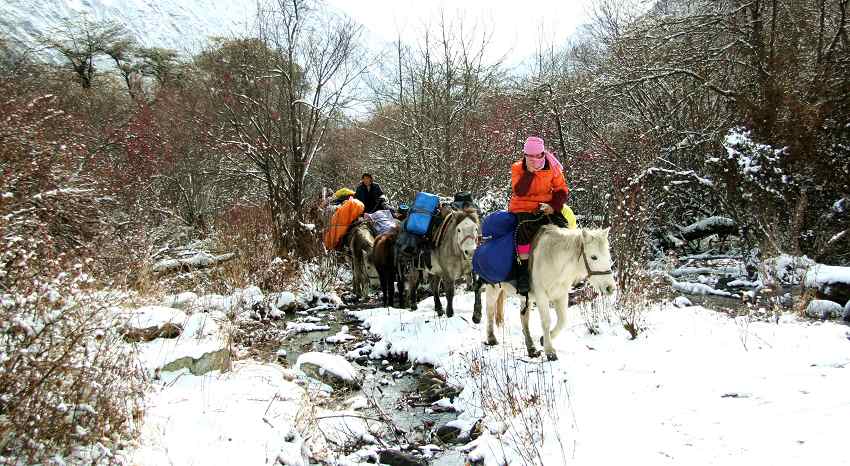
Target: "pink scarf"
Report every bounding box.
[526,151,563,174]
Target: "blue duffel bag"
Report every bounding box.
[473,211,518,284]
[405,191,440,236]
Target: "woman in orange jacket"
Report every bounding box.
[509,136,570,294]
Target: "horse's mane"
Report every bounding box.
[537,226,609,252]
[434,208,480,248]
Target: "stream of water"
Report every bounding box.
[275,305,468,465]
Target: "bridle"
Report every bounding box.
[436,210,479,254]
[580,242,613,277]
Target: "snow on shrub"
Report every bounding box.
[0,91,146,463]
[0,260,147,463]
[721,127,790,201]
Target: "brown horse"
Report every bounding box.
[370,227,402,307]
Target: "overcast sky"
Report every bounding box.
[326,0,593,68]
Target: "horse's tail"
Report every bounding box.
[495,288,505,327]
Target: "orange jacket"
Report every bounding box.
[508,160,569,213]
[323,198,365,250]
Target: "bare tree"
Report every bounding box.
[365,13,507,200]
[212,0,365,256]
[38,17,134,90]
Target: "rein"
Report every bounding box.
[580,242,613,277]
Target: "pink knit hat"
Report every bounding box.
[523,136,545,155]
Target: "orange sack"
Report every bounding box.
[323,198,365,250]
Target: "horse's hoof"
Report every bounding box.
[472,313,481,324]
[435,309,444,317]
[546,352,558,362]
[446,309,454,318]
[527,347,540,358]
[484,337,498,346]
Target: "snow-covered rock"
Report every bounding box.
[286,321,331,334]
[326,325,356,344]
[268,291,298,315]
[805,299,844,320]
[136,312,231,376]
[295,352,363,389]
[672,296,693,308]
[124,306,186,342]
[844,301,850,322]
[804,263,850,304]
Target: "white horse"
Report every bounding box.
[475,227,616,361]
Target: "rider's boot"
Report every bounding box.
[515,259,530,295]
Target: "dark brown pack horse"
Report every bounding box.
[370,227,403,307]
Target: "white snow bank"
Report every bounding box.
[126,306,186,330]
[352,292,850,466]
[133,361,308,466]
[805,300,845,319]
[295,352,361,385]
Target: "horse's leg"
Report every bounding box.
[352,251,362,299]
[472,275,482,324]
[395,263,404,308]
[408,267,419,311]
[550,294,569,341]
[520,299,539,358]
[387,263,396,308]
[536,294,557,361]
[431,275,444,316]
[484,286,498,346]
[378,267,389,307]
[445,276,455,318]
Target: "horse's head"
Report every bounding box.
[581,228,615,295]
[454,209,480,261]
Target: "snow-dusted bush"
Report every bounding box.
[0,265,146,463]
[1,88,146,463]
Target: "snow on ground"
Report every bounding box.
[133,361,309,466]
[352,293,850,466]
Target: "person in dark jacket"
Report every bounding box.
[354,173,385,214]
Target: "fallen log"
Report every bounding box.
[152,251,238,275]
[677,216,738,242]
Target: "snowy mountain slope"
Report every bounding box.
[0,0,256,56]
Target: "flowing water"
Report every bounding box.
[274,305,468,465]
